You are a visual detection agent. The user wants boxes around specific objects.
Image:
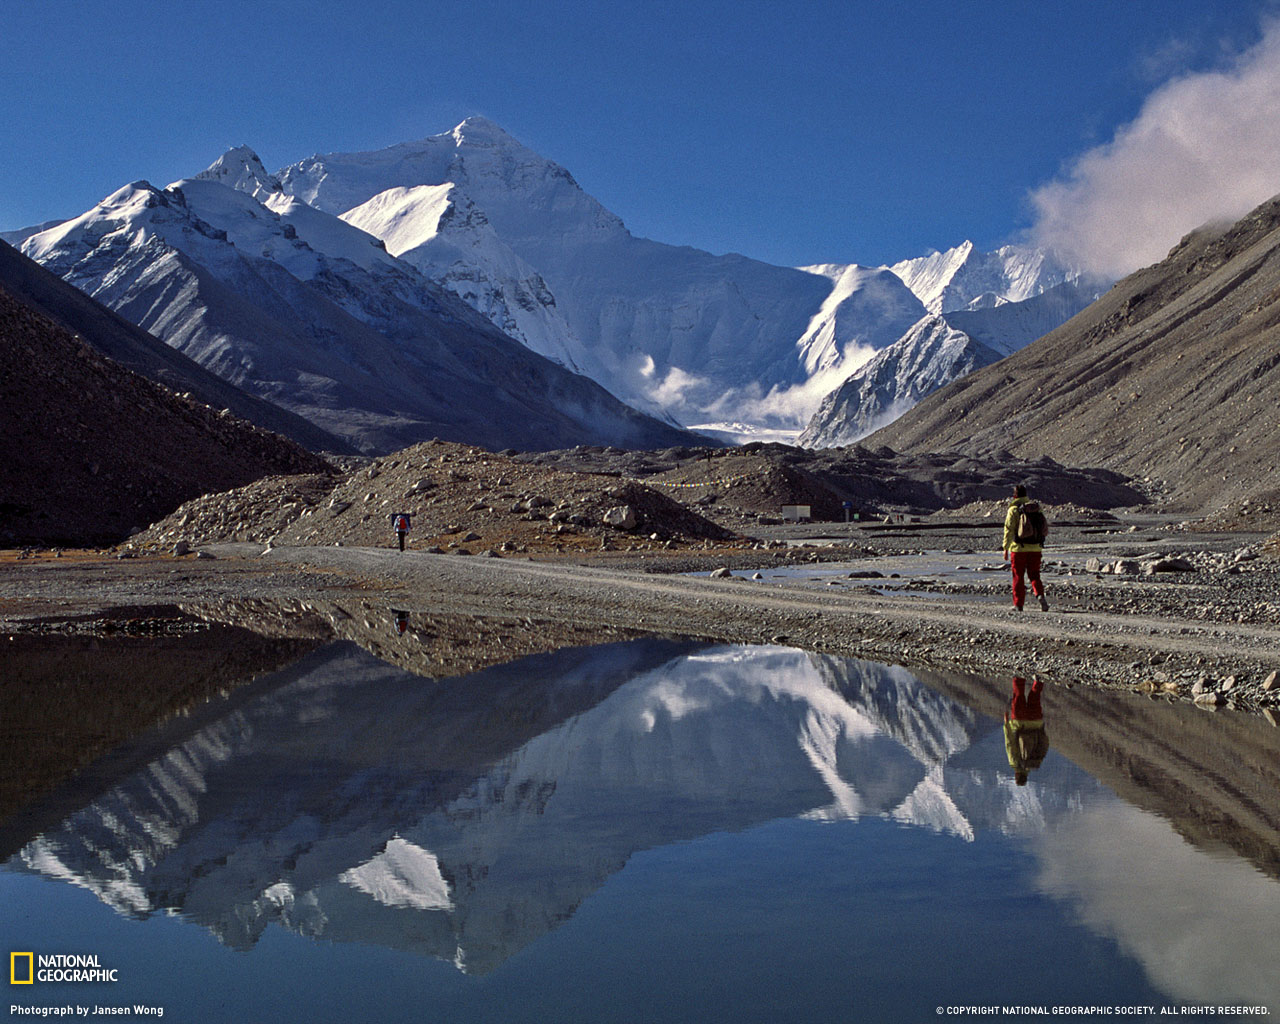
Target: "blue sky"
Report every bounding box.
[2,0,1276,270]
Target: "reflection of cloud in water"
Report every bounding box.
[1035,802,1280,1008]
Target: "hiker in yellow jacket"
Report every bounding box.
[1003,484,1049,611]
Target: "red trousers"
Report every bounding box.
[1010,675,1043,720]
[1010,551,1044,609]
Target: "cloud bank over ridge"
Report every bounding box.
[1031,19,1280,279]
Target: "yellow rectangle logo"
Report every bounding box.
[10,951,34,984]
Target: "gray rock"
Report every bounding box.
[1263,671,1279,691]
[603,505,638,530]
[1149,557,1195,573]
[710,567,734,579]
[173,540,191,556]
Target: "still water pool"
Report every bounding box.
[2,631,1277,1022]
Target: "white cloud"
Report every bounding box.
[1031,19,1280,279]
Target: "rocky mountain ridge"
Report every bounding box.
[11,175,703,455]
[0,283,331,546]
[868,190,1280,512]
[0,240,349,454]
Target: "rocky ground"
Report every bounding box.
[2,509,1278,722]
[124,440,738,558]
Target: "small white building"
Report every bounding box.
[780,504,811,523]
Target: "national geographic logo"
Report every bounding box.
[10,953,33,985]
[10,953,119,984]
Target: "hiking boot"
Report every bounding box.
[1038,593,1049,612]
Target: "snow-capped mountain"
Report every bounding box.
[12,118,1102,448]
[13,171,698,453]
[802,259,1107,447]
[264,120,1097,434]
[11,640,1108,974]
[799,317,1004,446]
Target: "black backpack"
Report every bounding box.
[1015,502,1048,545]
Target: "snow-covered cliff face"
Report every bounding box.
[799,317,1005,447]
[889,240,1084,316]
[13,640,1105,974]
[15,171,699,454]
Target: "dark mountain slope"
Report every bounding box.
[0,240,352,454]
[870,193,1280,512]
[0,284,332,546]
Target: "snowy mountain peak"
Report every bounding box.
[888,241,1083,315]
[196,146,283,203]
[22,180,178,265]
[451,115,517,147]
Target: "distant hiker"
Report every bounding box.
[391,511,411,551]
[1004,675,1050,785]
[1003,484,1049,611]
[393,609,409,635]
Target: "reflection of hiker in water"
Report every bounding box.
[1004,675,1050,785]
[391,512,411,551]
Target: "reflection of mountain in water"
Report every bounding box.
[14,641,1105,973]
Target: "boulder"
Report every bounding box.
[1148,557,1195,573]
[603,505,638,530]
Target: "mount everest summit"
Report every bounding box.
[8,118,1104,452]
